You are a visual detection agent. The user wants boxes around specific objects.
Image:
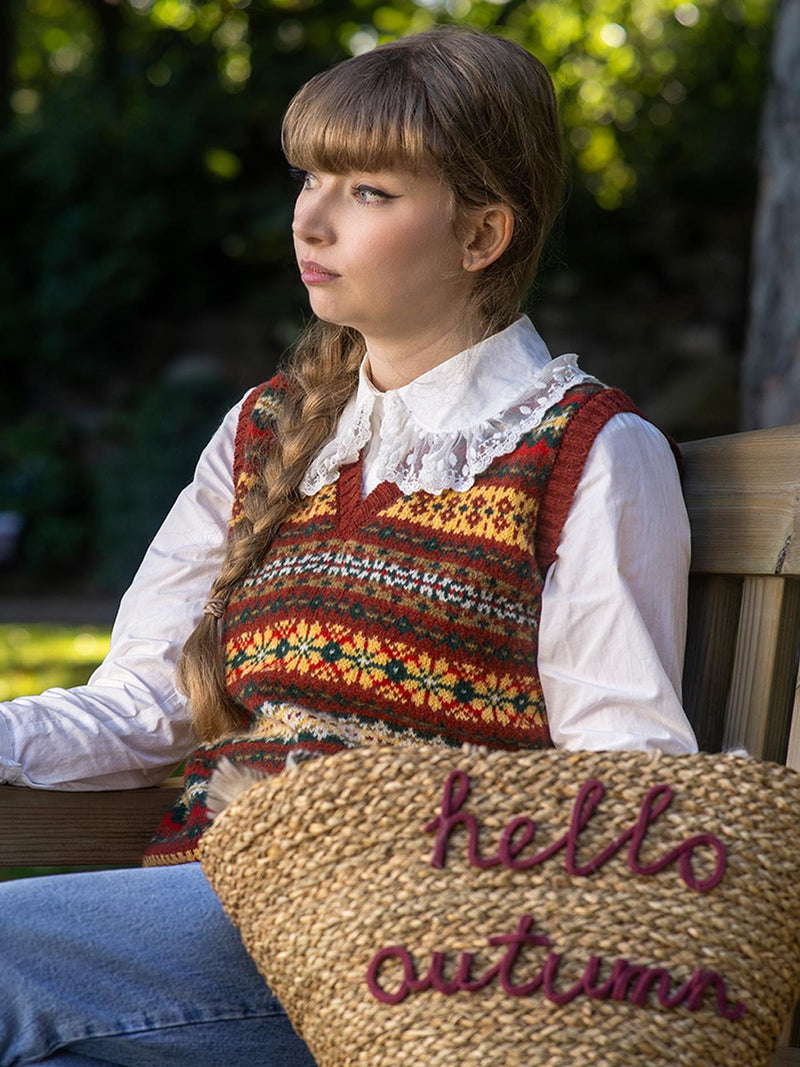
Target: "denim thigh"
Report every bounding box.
[0,863,316,1067]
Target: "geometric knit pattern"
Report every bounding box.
[143,376,639,866]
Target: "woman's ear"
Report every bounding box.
[462,204,515,272]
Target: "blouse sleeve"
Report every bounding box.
[538,411,698,754]
[0,396,246,790]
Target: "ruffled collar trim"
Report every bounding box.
[300,316,593,497]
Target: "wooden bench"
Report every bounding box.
[2,422,800,1060]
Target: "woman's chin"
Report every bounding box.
[306,300,361,333]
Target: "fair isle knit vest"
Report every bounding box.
[143,376,640,866]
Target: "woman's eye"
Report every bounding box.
[354,184,394,204]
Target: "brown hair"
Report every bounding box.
[179,27,563,742]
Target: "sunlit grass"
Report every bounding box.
[0,624,111,700]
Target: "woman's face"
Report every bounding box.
[292,168,476,383]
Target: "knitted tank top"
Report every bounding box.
[143,377,640,866]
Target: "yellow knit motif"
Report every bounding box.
[288,482,337,524]
[225,617,540,731]
[251,388,282,424]
[382,483,538,553]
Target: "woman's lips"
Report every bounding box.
[300,260,340,284]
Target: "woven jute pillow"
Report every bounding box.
[199,746,800,1066]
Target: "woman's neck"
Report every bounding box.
[364,319,484,392]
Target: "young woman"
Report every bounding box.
[0,27,696,1065]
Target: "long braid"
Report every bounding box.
[178,321,363,742]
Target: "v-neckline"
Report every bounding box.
[336,456,403,537]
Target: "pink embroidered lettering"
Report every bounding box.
[425,770,726,893]
[365,914,746,1020]
[367,770,742,1022]
[424,769,500,869]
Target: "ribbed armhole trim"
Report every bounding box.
[232,371,295,489]
[232,383,269,491]
[536,388,681,573]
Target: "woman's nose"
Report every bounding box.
[292,194,333,245]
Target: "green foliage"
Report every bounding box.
[0,412,88,573]
[92,375,241,588]
[0,622,110,700]
[3,0,311,586]
[9,0,773,209]
[506,0,772,209]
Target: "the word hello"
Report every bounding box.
[424,769,726,891]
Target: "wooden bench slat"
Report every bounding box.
[0,781,182,867]
[723,575,800,761]
[682,574,742,751]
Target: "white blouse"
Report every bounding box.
[0,318,697,790]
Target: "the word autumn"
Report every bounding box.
[364,769,744,1020]
[366,913,745,1020]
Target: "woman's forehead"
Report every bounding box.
[281,71,442,177]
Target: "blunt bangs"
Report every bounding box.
[281,54,440,177]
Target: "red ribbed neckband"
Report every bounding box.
[337,458,402,537]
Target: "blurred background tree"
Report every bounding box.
[0,0,774,597]
[741,0,799,429]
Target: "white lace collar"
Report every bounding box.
[300,316,592,497]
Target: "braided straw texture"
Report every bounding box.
[200,746,800,1066]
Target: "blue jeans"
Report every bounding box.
[0,863,316,1066]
